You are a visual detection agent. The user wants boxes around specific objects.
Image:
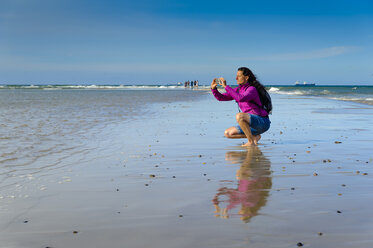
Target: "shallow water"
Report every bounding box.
[0,89,208,190]
[1,88,373,248]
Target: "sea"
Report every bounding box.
[1,84,372,105]
[1,84,373,248]
[267,85,373,106]
[0,86,209,197]
[1,84,373,189]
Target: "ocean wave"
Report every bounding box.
[329,96,373,105]
[24,85,39,88]
[330,96,373,101]
[270,90,373,105]
[0,84,203,90]
[269,89,309,96]
[268,87,335,97]
[268,87,280,92]
[320,90,331,95]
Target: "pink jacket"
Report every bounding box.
[211,83,268,116]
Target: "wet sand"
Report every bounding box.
[1,92,373,248]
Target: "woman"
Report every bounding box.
[211,67,271,146]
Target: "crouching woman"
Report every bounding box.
[211,67,272,146]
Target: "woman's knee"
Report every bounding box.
[224,127,236,138]
[236,112,249,123]
[224,129,231,138]
[235,113,243,122]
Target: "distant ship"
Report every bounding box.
[295,81,316,86]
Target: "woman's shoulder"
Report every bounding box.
[244,84,257,92]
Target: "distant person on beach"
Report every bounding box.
[211,67,272,146]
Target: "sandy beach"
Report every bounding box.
[1,89,373,248]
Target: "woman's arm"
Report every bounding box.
[211,78,234,101]
[211,88,234,101]
[224,85,257,102]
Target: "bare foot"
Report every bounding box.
[242,135,261,147]
[253,134,261,145]
[242,141,256,147]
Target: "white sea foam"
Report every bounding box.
[330,97,361,101]
[330,96,373,101]
[267,87,314,96]
[320,90,331,95]
[270,89,308,96]
[1,84,195,90]
[328,96,373,105]
[268,87,280,92]
[25,85,38,88]
[43,87,60,90]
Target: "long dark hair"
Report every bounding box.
[238,67,272,114]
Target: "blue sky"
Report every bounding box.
[1,0,372,85]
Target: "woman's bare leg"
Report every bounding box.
[224,125,261,145]
[236,113,255,146]
[224,126,246,139]
[253,134,261,145]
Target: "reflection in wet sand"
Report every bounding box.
[213,147,272,223]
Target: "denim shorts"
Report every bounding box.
[236,114,271,136]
